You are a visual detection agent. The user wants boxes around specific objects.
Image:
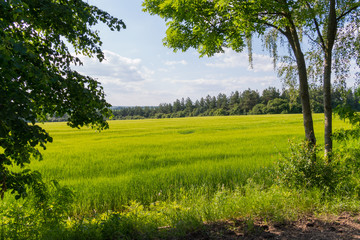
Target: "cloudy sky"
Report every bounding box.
[75,0,281,106]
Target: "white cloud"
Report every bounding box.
[206,49,274,73]
[71,50,160,105]
[71,50,280,106]
[74,50,153,85]
[167,75,279,100]
[164,60,188,66]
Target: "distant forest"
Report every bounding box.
[109,86,360,120]
[46,86,360,122]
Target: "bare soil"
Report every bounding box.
[182,213,360,240]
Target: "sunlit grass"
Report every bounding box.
[15,114,348,213]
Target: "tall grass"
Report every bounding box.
[3,114,359,239]
[5,114,348,213]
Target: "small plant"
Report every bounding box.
[0,180,75,240]
[276,141,343,194]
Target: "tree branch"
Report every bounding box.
[337,4,360,21]
[304,32,323,49]
[305,1,326,51]
[263,22,286,36]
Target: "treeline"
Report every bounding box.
[111,86,360,120]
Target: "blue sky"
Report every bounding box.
[75,0,280,106]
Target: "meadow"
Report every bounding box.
[3,113,360,239]
[13,113,346,214]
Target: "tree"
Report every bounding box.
[229,91,240,107]
[309,86,324,113]
[199,97,206,113]
[261,87,281,104]
[240,89,260,114]
[304,0,360,156]
[180,97,186,110]
[251,103,267,115]
[173,99,182,112]
[143,0,317,145]
[217,93,229,110]
[266,98,290,114]
[185,97,194,114]
[0,0,125,199]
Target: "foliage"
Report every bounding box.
[334,91,360,142]
[276,140,360,196]
[0,0,125,198]
[0,180,74,240]
[2,178,360,239]
[109,86,360,120]
[276,141,338,192]
[304,0,360,86]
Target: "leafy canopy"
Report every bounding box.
[143,0,309,56]
[0,0,125,199]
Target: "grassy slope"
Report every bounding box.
[16,114,345,213]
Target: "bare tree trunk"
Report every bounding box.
[324,0,337,158]
[323,52,333,157]
[285,26,317,146]
[298,51,317,146]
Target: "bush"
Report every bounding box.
[0,181,74,240]
[250,104,266,114]
[275,141,356,195]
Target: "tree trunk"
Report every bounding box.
[323,52,333,157]
[323,0,337,159]
[298,51,317,146]
[285,26,317,146]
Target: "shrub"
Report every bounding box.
[276,141,350,194]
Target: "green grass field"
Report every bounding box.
[3,113,360,240]
[9,113,343,214]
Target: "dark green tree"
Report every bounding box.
[229,91,240,107]
[205,95,213,110]
[261,87,281,105]
[185,97,194,114]
[0,0,125,199]
[240,89,260,114]
[217,93,229,110]
[309,86,324,113]
[199,97,206,113]
[173,99,182,112]
[266,98,290,114]
[180,97,186,111]
[251,104,267,115]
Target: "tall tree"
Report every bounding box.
[217,93,229,109]
[305,0,360,156]
[143,0,317,145]
[241,89,260,114]
[262,87,281,104]
[173,99,182,112]
[185,97,194,113]
[0,0,125,199]
[229,91,241,107]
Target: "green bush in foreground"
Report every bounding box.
[276,140,360,197]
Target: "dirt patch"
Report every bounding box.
[183,213,360,240]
